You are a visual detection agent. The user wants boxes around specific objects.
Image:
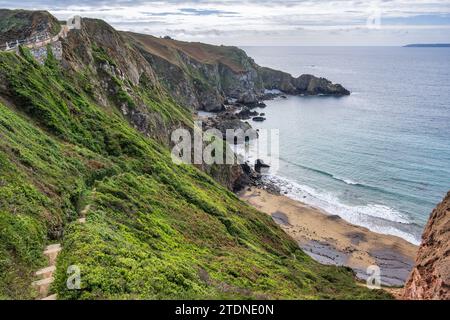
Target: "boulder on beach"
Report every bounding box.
[255,159,270,173]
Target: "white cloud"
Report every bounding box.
[1,0,450,45]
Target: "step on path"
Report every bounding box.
[78,188,96,224]
[31,188,95,299]
[77,204,90,224]
[32,243,62,300]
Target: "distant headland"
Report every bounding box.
[404,43,450,48]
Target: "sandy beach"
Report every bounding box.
[240,188,419,287]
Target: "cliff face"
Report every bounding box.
[126,32,349,111]
[61,19,171,143]
[125,32,262,111]
[403,192,450,300]
[0,10,60,43]
[60,19,245,189]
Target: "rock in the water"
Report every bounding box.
[259,67,350,97]
[237,107,259,120]
[293,74,350,96]
[403,191,450,300]
[242,101,267,109]
[255,159,270,173]
[252,116,266,122]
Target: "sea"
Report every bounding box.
[238,46,450,245]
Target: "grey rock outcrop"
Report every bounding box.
[260,67,350,96]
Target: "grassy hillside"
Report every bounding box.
[0,31,391,300]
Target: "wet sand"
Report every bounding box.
[239,188,418,287]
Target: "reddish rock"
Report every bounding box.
[403,192,450,300]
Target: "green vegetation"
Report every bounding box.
[0,10,61,40]
[0,15,27,34]
[0,43,391,300]
[92,45,118,68]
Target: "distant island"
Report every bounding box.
[404,43,450,48]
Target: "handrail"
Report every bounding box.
[0,25,70,52]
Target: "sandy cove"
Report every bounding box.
[239,188,418,287]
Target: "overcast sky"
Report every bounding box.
[1,0,450,45]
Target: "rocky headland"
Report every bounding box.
[126,31,350,113]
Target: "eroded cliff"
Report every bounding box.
[126,32,350,112]
[403,192,450,300]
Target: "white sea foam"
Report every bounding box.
[265,175,421,245]
[233,138,421,245]
[332,175,359,185]
[264,89,282,94]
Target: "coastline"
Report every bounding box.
[239,187,418,287]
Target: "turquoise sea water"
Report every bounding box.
[241,47,450,244]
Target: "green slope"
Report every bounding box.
[0,46,390,300]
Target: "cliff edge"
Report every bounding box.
[126,32,350,111]
[403,192,450,300]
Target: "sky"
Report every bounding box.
[1,0,450,46]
